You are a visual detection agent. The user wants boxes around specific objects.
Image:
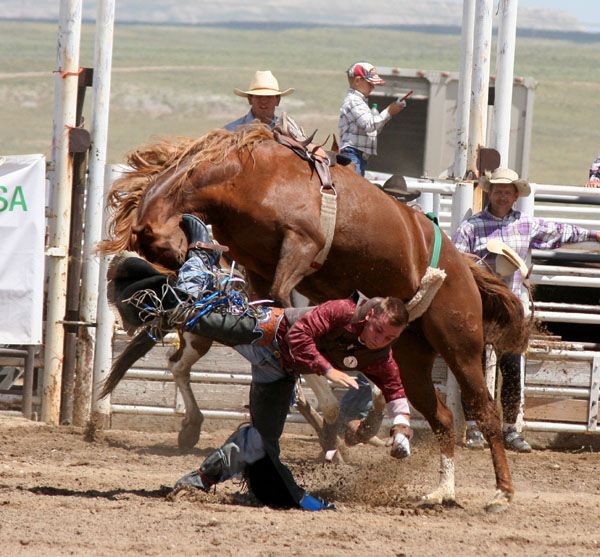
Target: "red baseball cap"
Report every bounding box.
[347,62,385,85]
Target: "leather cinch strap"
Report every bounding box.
[309,185,337,272]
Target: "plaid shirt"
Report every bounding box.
[338,89,391,155]
[452,207,595,294]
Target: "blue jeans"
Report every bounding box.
[340,146,367,176]
[234,343,287,384]
[337,372,373,427]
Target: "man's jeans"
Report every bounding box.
[337,372,373,429]
[340,146,367,176]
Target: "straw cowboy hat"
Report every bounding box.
[486,238,529,277]
[234,70,294,97]
[479,167,531,197]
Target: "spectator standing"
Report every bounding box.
[225,70,294,132]
[453,167,600,452]
[338,61,406,176]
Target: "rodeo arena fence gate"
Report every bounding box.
[101,170,600,439]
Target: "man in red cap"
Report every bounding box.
[338,61,406,176]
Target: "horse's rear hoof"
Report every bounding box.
[485,489,512,513]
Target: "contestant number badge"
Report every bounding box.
[343,356,358,368]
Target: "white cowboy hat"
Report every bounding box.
[479,167,531,197]
[486,238,529,277]
[234,70,294,97]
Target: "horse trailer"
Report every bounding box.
[367,67,536,180]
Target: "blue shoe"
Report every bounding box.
[174,469,212,492]
[299,493,336,511]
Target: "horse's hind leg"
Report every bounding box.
[458,359,513,511]
[168,332,213,451]
[393,334,457,505]
[424,312,513,512]
[302,374,347,462]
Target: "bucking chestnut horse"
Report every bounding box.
[99,124,528,511]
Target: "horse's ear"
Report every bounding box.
[330,134,339,153]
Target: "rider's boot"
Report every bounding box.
[180,214,227,267]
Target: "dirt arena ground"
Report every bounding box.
[1,414,599,556]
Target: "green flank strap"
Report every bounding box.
[425,212,442,269]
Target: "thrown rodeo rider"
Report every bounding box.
[173,215,412,511]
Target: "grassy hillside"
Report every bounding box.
[1,21,599,185]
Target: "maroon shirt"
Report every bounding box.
[275,299,405,404]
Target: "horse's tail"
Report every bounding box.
[99,330,157,399]
[465,256,530,353]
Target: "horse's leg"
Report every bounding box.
[392,333,457,505]
[168,331,213,451]
[421,306,513,512]
[269,229,321,306]
[302,374,347,463]
[294,381,324,432]
[454,356,512,511]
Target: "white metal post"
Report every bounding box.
[450,181,474,233]
[447,181,474,435]
[467,0,493,175]
[418,191,434,214]
[42,0,83,424]
[491,0,519,166]
[91,166,121,426]
[452,0,475,179]
[519,82,536,180]
[73,0,116,426]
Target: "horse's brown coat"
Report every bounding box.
[100,124,529,503]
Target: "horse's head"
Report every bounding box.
[103,125,274,269]
[132,214,187,270]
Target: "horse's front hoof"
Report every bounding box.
[343,419,362,446]
[177,429,200,451]
[485,489,512,513]
[177,420,203,451]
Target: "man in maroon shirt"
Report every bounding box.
[172,215,412,511]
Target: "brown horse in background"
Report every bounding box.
[100,124,528,511]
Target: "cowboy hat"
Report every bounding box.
[479,167,531,197]
[486,238,529,277]
[234,70,294,97]
[381,174,420,203]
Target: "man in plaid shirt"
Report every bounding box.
[453,168,600,453]
[338,62,406,176]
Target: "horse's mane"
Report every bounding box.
[98,124,273,255]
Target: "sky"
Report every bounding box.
[519,0,599,30]
[2,1,599,33]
